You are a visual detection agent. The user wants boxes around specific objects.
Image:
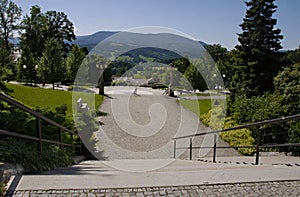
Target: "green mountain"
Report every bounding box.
[72,31,207,52]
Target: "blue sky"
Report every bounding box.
[14,0,300,50]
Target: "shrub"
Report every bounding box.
[230,93,299,154]
[220,117,255,155]
[200,104,225,130]
[0,138,73,172]
[201,107,255,155]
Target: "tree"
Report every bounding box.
[232,0,283,97]
[281,47,300,66]
[76,54,110,95]
[44,10,75,54]
[38,38,65,89]
[19,6,44,82]
[274,63,300,115]
[0,0,22,51]
[169,57,190,74]
[65,44,86,82]
[0,0,22,85]
[205,44,229,87]
[184,64,207,91]
[205,44,227,63]
[20,6,75,82]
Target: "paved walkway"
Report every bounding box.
[93,93,239,161]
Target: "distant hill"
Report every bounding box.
[10,31,208,52]
[72,31,118,51]
[72,31,207,52]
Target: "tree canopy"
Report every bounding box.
[0,0,22,87]
[20,5,75,83]
[231,0,283,97]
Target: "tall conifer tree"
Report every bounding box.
[231,0,283,97]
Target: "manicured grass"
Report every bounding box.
[5,83,103,119]
[178,99,212,117]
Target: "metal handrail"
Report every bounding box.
[0,129,76,147]
[172,114,300,140]
[0,93,75,134]
[173,114,300,164]
[0,92,81,154]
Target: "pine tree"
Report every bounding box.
[231,0,283,97]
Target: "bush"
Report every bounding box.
[230,93,300,154]
[231,93,285,124]
[0,182,6,197]
[201,106,255,155]
[0,138,73,172]
[220,117,255,155]
[200,104,225,130]
[287,120,300,156]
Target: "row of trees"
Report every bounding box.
[0,0,87,90]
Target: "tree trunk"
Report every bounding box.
[98,83,104,95]
[98,74,104,95]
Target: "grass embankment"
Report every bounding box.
[178,97,255,155]
[5,83,103,119]
[178,99,212,117]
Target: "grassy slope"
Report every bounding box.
[5,83,103,119]
[178,99,212,117]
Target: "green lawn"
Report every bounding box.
[178,99,212,117]
[5,83,103,119]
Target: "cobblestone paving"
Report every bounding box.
[6,180,300,197]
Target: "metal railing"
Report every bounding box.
[173,114,300,165]
[0,92,81,155]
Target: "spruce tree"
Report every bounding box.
[231,0,283,97]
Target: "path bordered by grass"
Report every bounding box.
[5,83,103,119]
[178,99,212,117]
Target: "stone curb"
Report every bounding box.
[7,180,300,196]
[72,156,86,165]
[0,163,24,185]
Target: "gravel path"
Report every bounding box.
[8,180,300,196]
[92,94,239,160]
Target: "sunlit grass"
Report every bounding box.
[5,83,103,119]
[178,99,212,117]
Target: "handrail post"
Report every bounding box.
[71,133,75,155]
[190,138,192,160]
[79,136,82,155]
[59,128,63,149]
[255,127,262,165]
[36,116,42,154]
[173,140,176,158]
[213,134,217,163]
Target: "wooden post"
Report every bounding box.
[255,127,262,165]
[36,116,42,154]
